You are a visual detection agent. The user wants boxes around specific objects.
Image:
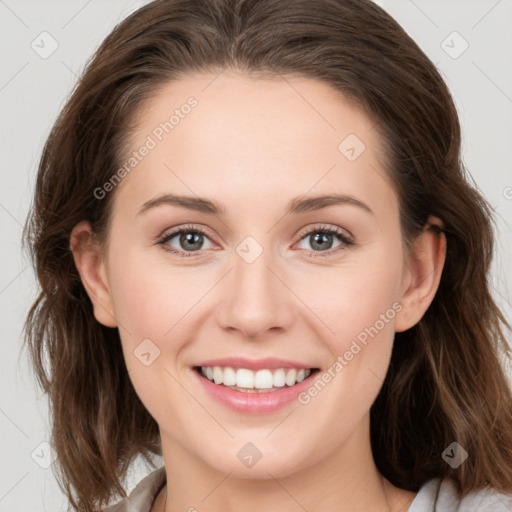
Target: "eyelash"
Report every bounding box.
[157,223,354,259]
[296,224,354,258]
[157,224,213,259]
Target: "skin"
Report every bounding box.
[71,71,446,512]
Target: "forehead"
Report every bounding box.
[114,71,395,218]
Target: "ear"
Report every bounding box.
[69,220,117,328]
[395,216,446,332]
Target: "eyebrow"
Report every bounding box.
[137,194,225,216]
[286,193,373,216]
[137,192,373,217]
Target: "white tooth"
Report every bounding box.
[254,369,273,389]
[272,369,286,387]
[213,366,224,384]
[285,369,297,386]
[223,367,237,386]
[236,368,255,389]
[204,366,312,388]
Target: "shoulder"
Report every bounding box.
[99,466,166,512]
[409,477,512,512]
[437,478,512,512]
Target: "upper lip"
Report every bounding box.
[194,357,316,371]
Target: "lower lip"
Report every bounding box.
[192,368,319,414]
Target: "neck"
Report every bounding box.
[156,415,415,512]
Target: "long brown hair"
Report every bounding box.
[22,0,512,510]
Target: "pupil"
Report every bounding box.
[180,232,203,251]
[311,233,332,251]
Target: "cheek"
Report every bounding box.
[107,252,200,422]
[303,258,402,347]
[299,246,404,405]
[339,272,399,336]
[107,247,214,341]
[293,265,401,434]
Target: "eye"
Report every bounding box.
[295,225,354,257]
[157,225,215,258]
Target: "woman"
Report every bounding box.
[23,0,512,511]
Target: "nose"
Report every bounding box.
[216,247,294,340]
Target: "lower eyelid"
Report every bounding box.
[295,239,351,257]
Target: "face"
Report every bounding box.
[76,71,437,479]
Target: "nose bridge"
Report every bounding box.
[216,236,293,337]
[234,245,274,301]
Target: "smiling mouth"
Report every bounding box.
[194,366,320,393]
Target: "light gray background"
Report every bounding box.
[1,1,511,511]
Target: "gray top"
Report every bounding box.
[101,466,512,511]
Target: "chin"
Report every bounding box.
[201,444,313,480]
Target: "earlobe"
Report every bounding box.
[395,217,446,332]
[69,221,118,328]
